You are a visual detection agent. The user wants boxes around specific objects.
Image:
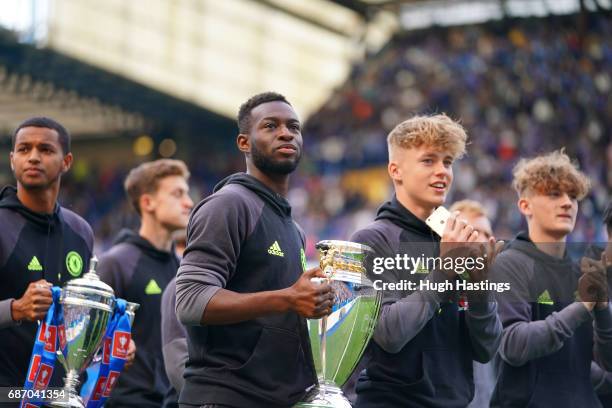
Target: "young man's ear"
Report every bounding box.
[139,193,155,214]
[518,197,532,217]
[9,152,14,172]
[388,161,401,183]
[237,134,250,154]
[61,152,73,174]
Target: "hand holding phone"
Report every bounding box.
[425,206,451,237]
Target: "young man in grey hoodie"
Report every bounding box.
[175,92,334,408]
[491,150,612,407]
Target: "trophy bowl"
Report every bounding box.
[295,240,381,408]
[48,258,115,408]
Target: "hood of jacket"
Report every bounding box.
[113,228,176,262]
[214,172,292,218]
[375,195,439,241]
[0,185,61,230]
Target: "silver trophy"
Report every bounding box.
[47,257,117,408]
[295,240,381,408]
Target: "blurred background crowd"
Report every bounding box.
[0,0,610,257]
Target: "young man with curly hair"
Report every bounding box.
[491,150,612,407]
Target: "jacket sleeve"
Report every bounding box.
[161,278,188,393]
[0,209,25,329]
[175,191,254,326]
[592,361,612,395]
[0,298,16,329]
[493,252,592,367]
[466,296,503,363]
[593,303,612,371]
[350,227,446,354]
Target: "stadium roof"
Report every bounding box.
[0,0,608,141]
[334,0,610,33]
[0,28,235,143]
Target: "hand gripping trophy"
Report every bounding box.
[295,240,381,408]
[20,257,138,408]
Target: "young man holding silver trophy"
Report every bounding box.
[349,114,503,407]
[0,118,94,394]
[175,92,334,408]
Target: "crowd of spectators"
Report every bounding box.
[301,11,611,248]
[15,11,609,255]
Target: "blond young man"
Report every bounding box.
[350,115,502,408]
[98,159,194,408]
[450,200,497,408]
[490,151,612,407]
[449,200,493,241]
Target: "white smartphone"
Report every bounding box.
[425,206,451,237]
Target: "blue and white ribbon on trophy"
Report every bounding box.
[80,298,132,408]
[21,289,132,408]
[20,286,63,408]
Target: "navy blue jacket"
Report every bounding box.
[351,197,501,408]
[0,186,93,389]
[98,229,179,408]
[491,233,612,407]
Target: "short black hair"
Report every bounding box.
[604,200,612,235]
[237,92,291,134]
[13,117,71,155]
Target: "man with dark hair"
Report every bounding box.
[0,117,94,393]
[98,159,193,408]
[176,92,334,408]
[12,116,71,156]
[237,91,290,134]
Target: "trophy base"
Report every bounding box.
[45,392,84,408]
[45,372,84,408]
[294,381,352,408]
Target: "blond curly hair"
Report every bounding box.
[449,200,488,217]
[512,149,591,200]
[387,114,467,159]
